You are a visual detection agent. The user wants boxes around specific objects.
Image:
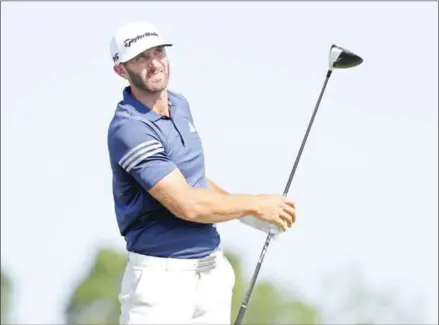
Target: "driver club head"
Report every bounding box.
[329,44,363,70]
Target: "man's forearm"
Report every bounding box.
[149,171,257,224]
[184,178,254,223]
[187,186,257,224]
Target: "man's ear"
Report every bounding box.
[114,64,129,81]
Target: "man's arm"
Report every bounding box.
[109,121,260,224]
[149,170,260,224]
[207,178,287,235]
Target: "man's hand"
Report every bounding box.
[239,215,283,236]
[206,178,296,233]
[252,194,296,231]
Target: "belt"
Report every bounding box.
[128,249,222,273]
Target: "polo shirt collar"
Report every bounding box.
[122,86,173,121]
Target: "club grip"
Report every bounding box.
[234,305,247,325]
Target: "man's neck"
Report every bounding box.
[131,86,169,117]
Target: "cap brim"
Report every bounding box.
[119,42,173,64]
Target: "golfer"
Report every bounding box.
[107,21,296,325]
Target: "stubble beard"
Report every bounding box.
[126,65,169,94]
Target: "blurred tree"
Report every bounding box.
[64,248,127,325]
[229,253,321,325]
[65,248,321,325]
[1,269,12,324]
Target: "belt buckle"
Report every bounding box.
[195,254,217,272]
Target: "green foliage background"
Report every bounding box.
[0,247,425,325]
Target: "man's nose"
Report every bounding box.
[148,59,161,70]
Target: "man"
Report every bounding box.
[107,21,297,325]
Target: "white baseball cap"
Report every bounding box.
[110,21,173,65]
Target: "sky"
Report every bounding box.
[1,1,438,324]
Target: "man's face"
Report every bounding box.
[120,46,169,93]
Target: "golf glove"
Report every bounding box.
[239,215,283,239]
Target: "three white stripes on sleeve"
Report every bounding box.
[118,140,164,172]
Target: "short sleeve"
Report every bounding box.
[108,120,177,191]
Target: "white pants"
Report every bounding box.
[119,250,236,324]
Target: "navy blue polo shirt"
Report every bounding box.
[107,87,220,259]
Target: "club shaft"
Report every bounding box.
[234,69,333,325]
[283,69,332,195]
[234,232,274,325]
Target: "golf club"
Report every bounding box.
[233,44,363,325]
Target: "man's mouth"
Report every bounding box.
[148,70,164,79]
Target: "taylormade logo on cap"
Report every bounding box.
[124,32,159,48]
[110,21,172,65]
